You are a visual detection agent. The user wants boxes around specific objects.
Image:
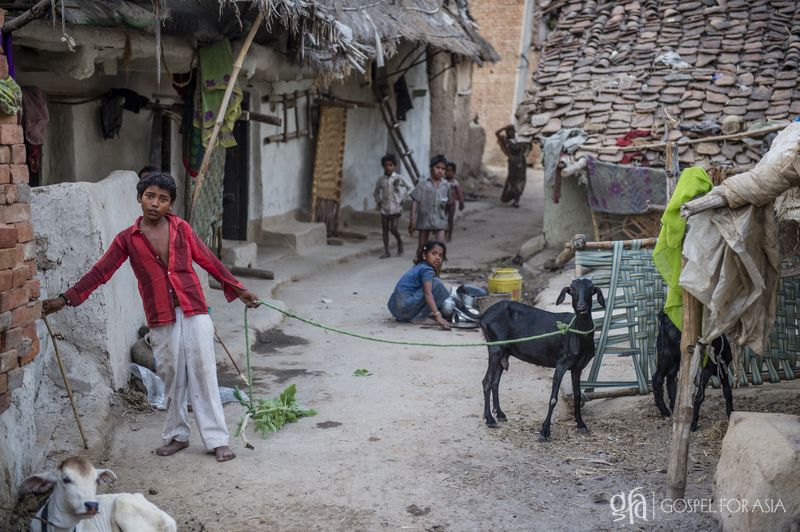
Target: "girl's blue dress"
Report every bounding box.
[387,262,449,322]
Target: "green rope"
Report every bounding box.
[251,299,595,348]
[244,306,254,410]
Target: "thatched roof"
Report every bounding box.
[8,0,497,79]
[230,0,500,77]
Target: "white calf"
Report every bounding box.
[20,456,177,532]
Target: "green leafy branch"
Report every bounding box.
[234,384,316,449]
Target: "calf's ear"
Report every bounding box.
[593,287,605,308]
[97,469,118,484]
[20,472,58,494]
[556,287,570,305]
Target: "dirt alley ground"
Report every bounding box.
[16,169,800,531]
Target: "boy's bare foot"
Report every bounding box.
[379,252,391,259]
[156,439,189,456]
[214,446,236,462]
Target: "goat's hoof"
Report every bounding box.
[577,426,590,434]
[537,433,550,442]
[485,419,499,429]
[690,424,698,432]
[496,413,508,422]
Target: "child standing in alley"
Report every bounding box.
[444,161,465,242]
[409,154,450,258]
[42,172,259,463]
[373,154,412,259]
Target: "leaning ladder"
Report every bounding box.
[373,86,421,184]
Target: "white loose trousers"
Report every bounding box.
[150,308,229,450]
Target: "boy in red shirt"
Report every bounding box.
[42,172,259,462]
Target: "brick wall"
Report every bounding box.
[0,9,40,414]
[470,0,535,165]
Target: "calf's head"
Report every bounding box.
[556,278,605,315]
[21,456,117,518]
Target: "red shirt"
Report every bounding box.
[63,214,244,328]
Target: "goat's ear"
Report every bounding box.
[97,469,117,484]
[593,287,605,308]
[556,287,570,305]
[20,472,58,494]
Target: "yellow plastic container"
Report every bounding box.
[487,268,523,302]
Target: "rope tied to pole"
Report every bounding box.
[251,299,596,348]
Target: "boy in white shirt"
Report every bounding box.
[373,154,412,258]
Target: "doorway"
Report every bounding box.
[222,93,250,240]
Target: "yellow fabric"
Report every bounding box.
[653,167,713,330]
[195,39,242,149]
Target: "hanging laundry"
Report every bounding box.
[652,167,714,330]
[620,151,649,166]
[111,88,150,113]
[2,32,14,79]
[585,157,666,214]
[100,88,150,139]
[393,75,413,121]
[542,128,588,184]
[22,87,48,144]
[194,39,242,149]
[22,86,49,178]
[100,93,123,139]
[615,129,651,147]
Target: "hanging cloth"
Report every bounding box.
[22,86,48,176]
[22,87,48,145]
[194,39,242,149]
[2,32,14,79]
[99,88,149,139]
[652,167,713,329]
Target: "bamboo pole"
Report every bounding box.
[43,315,89,450]
[581,237,658,250]
[581,123,789,154]
[213,328,248,386]
[190,12,264,219]
[667,271,701,499]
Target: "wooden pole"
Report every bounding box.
[190,12,264,219]
[43,315,89,450]
[213,329,248,386]
[667,272,701,499]
[582,237,658,250]
[583,123,789,154]
[2,0,53,33]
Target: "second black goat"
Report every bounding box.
[653,311,734,431]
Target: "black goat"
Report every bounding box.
[652,311,734,431]
[479,277,604,441]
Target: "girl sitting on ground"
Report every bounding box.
[387,240,451,330]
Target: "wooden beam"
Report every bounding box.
[281,93,288,142]
[239,110,282,126]
[316,98,378,109]
[667,274,702,499]
[580,238,658,250]
[584,123,789,153]
[2,0,53,33]
[263,130,308,144]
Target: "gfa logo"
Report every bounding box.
[610,487,651,524]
